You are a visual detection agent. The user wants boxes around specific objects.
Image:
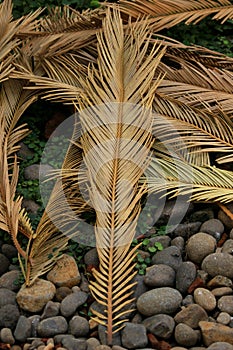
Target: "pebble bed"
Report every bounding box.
[0,160,233,350]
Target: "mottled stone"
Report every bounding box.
[211,287,233,297]
[0,253,10,275]
[172,222,201,238]
[1,244,18,259]
[86,337,101,350]
[190,209,214,223]
[186,233,216,264]
[0,328,15,345]
[0,270,21,291]
[137,287,182,316]
[176,262,196,294]
[171,237,185,251]
[218,296,233,315]
[200,219,224,237]
[199,321,233,346]
[148,236,171,249]
[144,264,175,287]
[216,312,231,325]
[0,288,16,306]
[218,203,233,229]
[38,316,68,337]
[121,323,148,349]
[194,288,216,311]
[60,291,88,317]
[55,286,72,302]
[207,343,233,350]
[62,337,87,350]
[201,253,233,278]
[174,304,208,328]
[16,279,56,312]
[175,323,199,347]
[47,254,81,288]
[22,199,40,214]
[143,314,175,339]
[24,164,54,180]
[132,274,148,299]
[221,239,233,254]
[207,275,233,288]
[152,246,182,271]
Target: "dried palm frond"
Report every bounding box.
[153,93,233,164]
[145,155,233,203]
[69,9,166,344]
[0,79,36,267]
[116,0,233,31]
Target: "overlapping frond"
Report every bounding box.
[153,93,233,164]
[146,156,233,203]
[116,0,233,31]
[74,9,165,344]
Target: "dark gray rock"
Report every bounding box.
[186,233,216,264]
[0,253,10,275]
[142,314,175,339]
[175,323,200,347]
[156,200,194,226]
[174,304,208,328]
[200,219,224,238]
[37,316,68,337]
[54,334,75,344]
[0,304,20,329]
[62,337,87,350]
[137,287,182,316]
[21,199,40,214]
[28,315,40,337]
[171,222,202,239]
[84,248,99,267]
[176,262,197,294]
[190,209,215,223]
[0,270,21,291]
[218,296,233,315]
[0,328,15,345]
[152,246,182,271]
[182,295,194,306]
[41,300,60,319]
[14,316,31,342]
[201,253,233,278]
[69,315,89,337]
[171,236,185,251]
[132,274,148,299]
[144,264,175,287]
[121,323,148,349]
[55,286,72,302]
[80,273,90,293]
[1,244,18,259]
[218,203,233,230]
[0,289,16,306]
[86,337,101,350]
[60,291,88,317]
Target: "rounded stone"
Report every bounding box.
[194,288,216,311]
[176,262,196,294]
[24,164,54,180]
[1,244,18,259]
[200,219,224,236]
[0,253,10,275]
[55,286,72,302]
[171,237,185,251]
[137,287,182,316]
[218,203,233,229]
[0,270,21,291]
[37,316,68,337]
[151,246,182,271]
[0,288,16,306]
[144,264,175,287]
[207,275,233,288]
[142,314,175,339]
[0,328,15,345]
[186,233,216,264]
[174,304,208,328]
[199,321,233,346]
[221,239,233,254]
[16,279,56,312]
[201,253,233,278]
[60,291,88,317]
[207,342,233,350]
[211,287,233,297]
[218,296,233,315]
[86,338,101,350]
[41,301,60,319]
[47,254,81,288]
[14,315,31,342]
[121,323,148,349]
[216,312,231,325]
[0,305,20,329]
[175,323,199,347]
[84,248,99,267]
[69,315,89,337]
